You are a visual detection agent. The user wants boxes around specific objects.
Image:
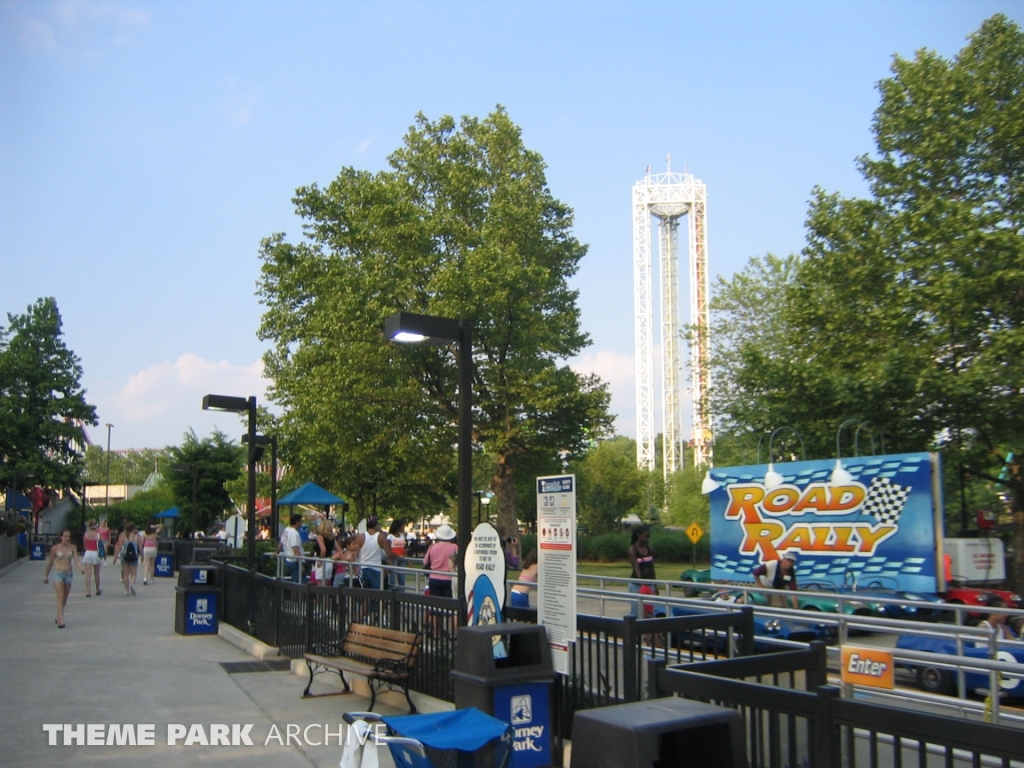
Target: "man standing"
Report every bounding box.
[280,513,305,583]
[353,516,391,591]
[753,551,799,608]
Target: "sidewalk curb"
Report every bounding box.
[218,622,282,660]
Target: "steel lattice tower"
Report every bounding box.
[632,168,712,478]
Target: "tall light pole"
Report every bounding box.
[202,395,258,570]
[104,424,114,508]
[385,311,472,624]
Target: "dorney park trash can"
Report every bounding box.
[571,698,747,768]
[451,623,555,768]
[155,541,175,578]
[174,565,220,635]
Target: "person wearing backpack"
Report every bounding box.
[114,522,142,595]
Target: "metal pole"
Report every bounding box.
[104,423,113,508]
[190,468,198,538]
[270,435,278,542]
[457,320,473,626]
[247,397,257,571]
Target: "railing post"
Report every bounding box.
[647,657,667,699]
[623,614,639,702]
[304,582,314,653]
[739,606,756,657]
[272,577,281,648]
[814,685,841,768]
[808,641,827,690]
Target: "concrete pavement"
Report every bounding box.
[0,556,409,768]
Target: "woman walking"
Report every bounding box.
[510,550,538,608]
[115,522,142,595]
[387,519,408,589]
[97,517,111,558]
[141,523,162,584]
[43,530,85,627]
[82,520,104,597]
[627,524,656,616]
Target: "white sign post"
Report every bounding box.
[537,474,576,676]
[465,522,507,626]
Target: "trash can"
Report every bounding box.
[571,698,747,768]
[29,541,47,560]
[174,565,220,636]
[451,623,555,768]
[154,552,175,578]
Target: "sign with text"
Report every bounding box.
[494,682,551,768]
[841,645,894,689]
[466,523,508,657]
[537,474,576,675]
[707,452,942,593]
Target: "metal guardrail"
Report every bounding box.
[650,644,1024,768]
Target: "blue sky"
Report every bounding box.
[2,1,1020,452]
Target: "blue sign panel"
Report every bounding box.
[185,592,218,634]
[30,542,46,560]
[190,567,212,585]
[155,553,174,577]
[299,524,310,543]
[707,452,941,593]
[494,682,551,768]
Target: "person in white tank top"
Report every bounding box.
[355,516,391,590]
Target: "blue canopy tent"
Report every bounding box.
[276,483,344,506]
[155,507,180,518]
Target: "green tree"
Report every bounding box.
[573,436,645,534]
[166,431,245,534]
[258,107,613,533]
[99,484,176,530]
[0,298,97,494]
[83,446,171,486]
[711,15,1024,588]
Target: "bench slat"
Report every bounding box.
[346,623,419,645]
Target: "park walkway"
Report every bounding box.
[0,555,403,768]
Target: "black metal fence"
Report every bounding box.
[216,562,459,701]
[649,642,1024,768]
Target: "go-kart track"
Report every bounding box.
[570,572,1024,728]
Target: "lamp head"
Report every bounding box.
[202,394,251,413]
[701,471,721,495]
[385,311,461,346]
[831,459,854,485]
[763,463,785,490]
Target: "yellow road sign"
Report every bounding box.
[686,522,704,544]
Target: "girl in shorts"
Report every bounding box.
[43,530,85,627]
[141,523,162,585]
[82,519,104,597]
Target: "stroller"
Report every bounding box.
[340,709,513,768]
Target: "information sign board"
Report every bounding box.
[536,474,576,675]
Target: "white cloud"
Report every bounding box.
[357,137,373,153]
[93,354,270,449]
[20,0,150,54]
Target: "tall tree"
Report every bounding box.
[258,107,613,532]
[0,298,97,494]
[712,15,1024,588]
[166,431,245,534]
[572,436,645,534]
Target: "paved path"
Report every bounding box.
[0,556,405,768]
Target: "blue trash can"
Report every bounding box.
[29,541,47,560]
[154,552,174,578]
[451,623,555,768]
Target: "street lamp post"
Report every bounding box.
[242,433,278,541]
[104,424,114,508]
[202,395,258,570]
[385,311,473,624]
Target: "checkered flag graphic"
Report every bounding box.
[861,476,911,525]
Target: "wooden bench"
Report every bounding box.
[302,623,421,713]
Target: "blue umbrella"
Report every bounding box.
[155,507,180,518]
[276,482,344,506]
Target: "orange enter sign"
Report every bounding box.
[841,645,894,689]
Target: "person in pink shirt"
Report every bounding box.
[422,525,458,598]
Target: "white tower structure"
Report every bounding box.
[632,167,712,479]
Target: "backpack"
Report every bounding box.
[122,537,139,563]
